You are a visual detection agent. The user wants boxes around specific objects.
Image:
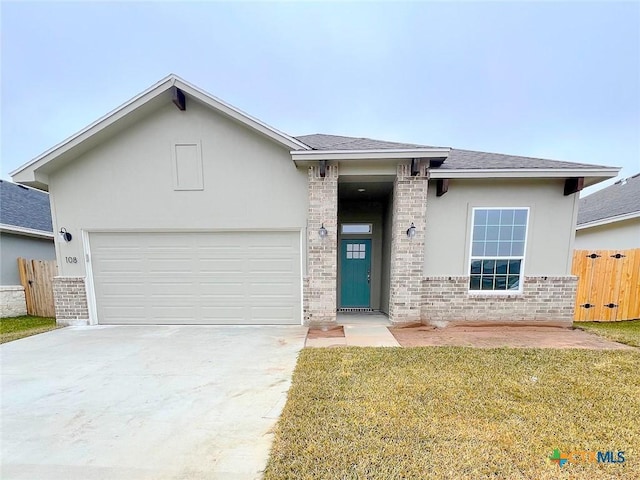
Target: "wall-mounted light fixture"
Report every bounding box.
[318,224,328,239]
[406,223,416,239]
[59,228,73,242]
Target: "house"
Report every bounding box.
[10,75,619,327]
[575,173,640,250]
[0,180,56,317]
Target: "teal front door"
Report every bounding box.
[340,239,371,308]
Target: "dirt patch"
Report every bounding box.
[389,325,635,350]
[307,326,345,339]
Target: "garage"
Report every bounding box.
[89,231,301,325]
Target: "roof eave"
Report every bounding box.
[577,211,640,230]
[291,148,451,162]
[429,167,620,183]
[0,223,54,239]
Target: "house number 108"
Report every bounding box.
[65,256,78,264]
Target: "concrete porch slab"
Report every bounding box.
[343,325,400,347]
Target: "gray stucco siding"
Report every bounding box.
[574,218,640,250]
[48,99,308,278]
[0,232,55,285]
[424,179,579,276]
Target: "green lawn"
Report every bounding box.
[265,347,640,479]
[575,320,640,348]
[0,316,58,344]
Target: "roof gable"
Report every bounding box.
[11,75,310,189]
[0,180,53,233]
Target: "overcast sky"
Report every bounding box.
[2,1,639,195]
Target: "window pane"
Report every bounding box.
[487,210,501,225]
[514,210,528,225]
[342,224,372,234]
[496,260,508,274]
[481,277,494,290]
[474,209,488,225]
[495,276,508,290]
[359,252,365,259]
[472,242,485,256]
[486,226,499,240]
[513,226,526,241]
[473,225,486,242]
[508,275,520,290]
[470,276,481,290]
[346,251,353,259]
[470,261,482,274]
[499,226,512,241]
[508,260,521,275]
[501,209,515,225]
[485,242,498,256]
[347,244,353,251]
[511,241,525,256]
[497,242,511,256]
[482,260,496,274]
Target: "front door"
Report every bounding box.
[340,239,371,308]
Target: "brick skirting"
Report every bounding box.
[53,276,89,325]
[421,275,578,327]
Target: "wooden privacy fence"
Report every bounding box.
[572,249,640,322]
[17,258,58,318]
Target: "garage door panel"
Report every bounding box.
[198,260,245,273]
[91,231,301,325]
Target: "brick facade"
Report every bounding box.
[388,163,428,323]
[305,164,338,324]
[421,275,578,327]
[53,276,90,325]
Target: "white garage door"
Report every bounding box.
[89,231,301,325]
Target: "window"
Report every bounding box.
[341,224,372,234]
[469,208,528,292]
[346,243,367,259]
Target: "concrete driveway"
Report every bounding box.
[1,325,307,480]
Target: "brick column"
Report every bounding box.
[53,276,90,326]
[389,163,428,323]
[305,164,338,324]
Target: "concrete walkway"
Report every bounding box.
[1,325,307,480]
[306,312,400,348]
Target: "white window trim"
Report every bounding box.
[468,207,530,295]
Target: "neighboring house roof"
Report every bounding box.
[11,75,619,189]
[0,179,53,238]
[577,173,640,228]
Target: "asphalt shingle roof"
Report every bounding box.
[295,133,435,151]
[444,149,609,170]
[0,180,53,232]
[295,133,612,170]
[577,173,640,225]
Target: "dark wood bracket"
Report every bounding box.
[436,179,449,197]
[411,158,420,176]
[564,177,584,196]
[319,160,327,178]
[172,86,186,111]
